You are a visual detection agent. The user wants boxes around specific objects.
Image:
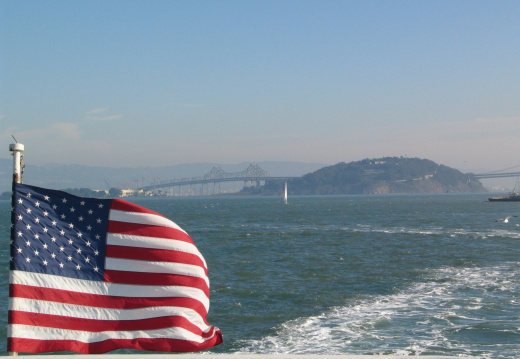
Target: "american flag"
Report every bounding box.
[8,183,223,354]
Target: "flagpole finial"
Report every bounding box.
[9,143,24,184]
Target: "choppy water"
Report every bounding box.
[1,193,519,357]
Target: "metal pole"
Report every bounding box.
[8,143,23,356]
[9,143,24,184]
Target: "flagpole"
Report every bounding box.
[8,143,23,356]
[9,142,24,184]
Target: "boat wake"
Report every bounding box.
[235,263,520,358]
[351,224,520,240]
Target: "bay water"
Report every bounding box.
[0,193,519,357]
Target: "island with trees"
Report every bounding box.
[245,157,486,196]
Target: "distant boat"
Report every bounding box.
[489,177,520,202]
[489,192,520,202]
[283,181,288,204]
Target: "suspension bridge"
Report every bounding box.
[473,172,520,179]
[132,163,520,196]
[137,164,299,196]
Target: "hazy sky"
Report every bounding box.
[1,0,519,173]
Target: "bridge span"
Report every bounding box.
[134,164,520,196]
[138,164,299,196]
[473,171,520,179]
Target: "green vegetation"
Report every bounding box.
[251,157,486,195]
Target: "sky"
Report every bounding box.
[1,0,520,173]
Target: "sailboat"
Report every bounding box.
[283,181,288,204]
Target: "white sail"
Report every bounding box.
[284,181,288,204]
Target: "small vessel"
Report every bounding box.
[488,192,520,202]
[283,181,288,204]
[489,177,520,201]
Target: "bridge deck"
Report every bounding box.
[474,171,520,179]
[139,177,298,191]
[136,164,520,192]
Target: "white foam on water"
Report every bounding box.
[235,263,520,357]
[350,223,520,242]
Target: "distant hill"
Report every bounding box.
[0,158,326,193]
[0,157,488,196]
[252,157,486,195]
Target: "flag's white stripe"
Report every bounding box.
[9,324,216,344]
[105,258,209,287]
[106,233,207,268]
[9,271,210,310]
[10,298,211,331]
[106,233,204,258]
[109,209,187,234]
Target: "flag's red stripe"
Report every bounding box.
[10,284,208,319]
[106,245,207,274]
[110,199,172,218]
[104,270,210,297]
[9,311,214,337]
[107,221,194,243]
[8,333,223,354]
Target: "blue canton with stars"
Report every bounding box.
[11,183,112,281]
